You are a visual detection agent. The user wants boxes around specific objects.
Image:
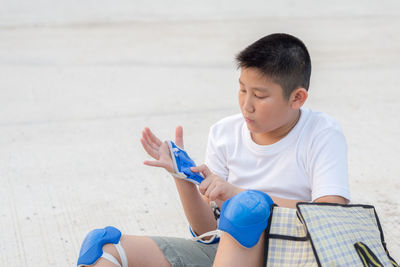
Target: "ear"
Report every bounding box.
[289,88,308,109]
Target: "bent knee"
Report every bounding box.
[218,190,273,248]
[106,235,171,267]
[77,226,127,267]
[222,190,273,225]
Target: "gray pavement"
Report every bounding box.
[1,1,400,265]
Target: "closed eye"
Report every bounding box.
[255,94,267,99]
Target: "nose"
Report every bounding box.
[243,95,255,113]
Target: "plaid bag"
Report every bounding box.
[264,203,398,267]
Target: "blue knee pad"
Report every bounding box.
[218,190,274,248]
[77,226,128,267]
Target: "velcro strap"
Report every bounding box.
[169,171,187,179]
[191,229,221,244]
[101,252,121,267]
[114,242,128,267]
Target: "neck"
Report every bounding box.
[252,110,301,145]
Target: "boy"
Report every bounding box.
[77,33,350,267]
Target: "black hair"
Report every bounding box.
[236,33,311,99]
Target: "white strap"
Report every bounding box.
[191,230,221,243]
[169,171,187,179]
[99,242,128,267]
[101,252,121,267]
[114,242,128,267]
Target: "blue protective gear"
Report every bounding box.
[189,225,220,244]
[167,140,204,185]
[218,190,274,248]
[190,201,221,244]
[77,226,128,267]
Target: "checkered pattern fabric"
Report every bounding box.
[266,207,317,266]
[269,207,307,237]
[264,204,396,266]
[297,204,393,266]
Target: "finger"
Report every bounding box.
[209,186,223,201]
[143,130,160,151]
[204,180,215,198]
[199,176,213,195]
[141,137,155,155]
[143,160,166,169]
[141,136,158,156]
[141,138,159,160]
[205,182,218,200]
[144,127,161,145]
[190,166,200,172]
[145,127,162,146]
[175,126,184,149]
[191,164,211,177]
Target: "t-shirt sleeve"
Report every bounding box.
[308,128,351,202]
[204,125,229,180]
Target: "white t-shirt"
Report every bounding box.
[204,108,350,202]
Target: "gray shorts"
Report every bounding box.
[149,236,219,267]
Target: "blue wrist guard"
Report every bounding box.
[167,140,204,185]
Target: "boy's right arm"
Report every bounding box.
[141,126,217,235]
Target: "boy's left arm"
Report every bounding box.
[308,128,351,203]
[192,165,347,209]
[314,195,348,204]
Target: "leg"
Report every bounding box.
[213,232,265,267]
[212,190,272,267]
[78,230,218,267]
[91,235,171,267]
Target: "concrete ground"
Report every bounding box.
[1,1,399,265]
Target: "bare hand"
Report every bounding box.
[191,164,244,202]
[141,126,184,173]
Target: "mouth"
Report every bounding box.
[245,117,254,123]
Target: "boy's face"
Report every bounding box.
[238,67,298,136]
